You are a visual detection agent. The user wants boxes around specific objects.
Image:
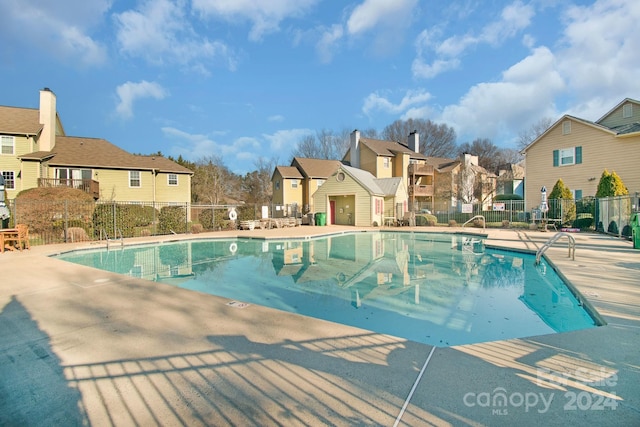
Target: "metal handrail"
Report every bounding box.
[462,215,485,230]
[535,232,575,265]
[101,228,124,249]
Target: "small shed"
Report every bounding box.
[312,165,407,226]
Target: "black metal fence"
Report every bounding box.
[3,196,638,247]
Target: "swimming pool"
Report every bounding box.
[55,231,598,347]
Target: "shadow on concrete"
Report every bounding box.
[51,331,435,425]
[0,296,87,426]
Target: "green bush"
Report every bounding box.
[572,215,594,229]
[415,214,437,226]
[608,220,618,234]
[494,194,523,201]
[158,206,187,234]
[93,203,157,238]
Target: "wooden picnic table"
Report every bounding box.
[0,228,19,253]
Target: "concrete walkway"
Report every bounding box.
[0,226,638,426]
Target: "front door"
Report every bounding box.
[330,200,336,225]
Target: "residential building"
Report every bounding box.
[495,163,525,198]
[522,98,640,211]
[426,154,497,210]
[0,88,193,203]
[271,157,341,216]
[312,164,407,226]
[343,130,435,211]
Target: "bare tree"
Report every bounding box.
[457,138,501,171]
[518,117,554,150]
[382,118,458,158]
[292,128,349,160]
[192,155,234,204]
[242,156,278,204]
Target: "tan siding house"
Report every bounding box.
[523,98,640,211]
[313,165,405,227]
[1,88,193,203]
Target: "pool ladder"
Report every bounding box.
[100,228,124,249]
[462,215,485,230]
[535,232,575,265]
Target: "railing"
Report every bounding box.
[101,227,124,249]
[408,164,434,175]
[38,178,100,199]
[408,184,434,197]
[535,232,575,265]
[462,215,485,230]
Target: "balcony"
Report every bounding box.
[408,163,434,176]
[38,178,100,199]
[409,184,434,197]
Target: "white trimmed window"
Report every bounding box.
[560,148,574,165]
[562,120,571,135]
[1,171,15,189]
[167,173,178,186]
[275,180,280,190]
[291,180,298,188]
[623,103,633,118]
[129,170,141,187]
[383,157,390,168]
[1,136,14,155]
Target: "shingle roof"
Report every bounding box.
[21,136,193,174]
[610,122,640,135]
[0,106,42,135]
[291,157,342,178]
[360,137,428,160]
[275,166,303,179]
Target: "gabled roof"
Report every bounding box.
[595,98,640,123]
[340,165,384,195]
[0,106,42,135]
[20,136,193,174]
[291,157,341,178]
[375,177,403,196]
[522,114,616,153]
[338,165,403,197]
[359,137,428,160]
[274,166,303,179]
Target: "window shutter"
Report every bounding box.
[575,190,582,200]
[553,150,559,167]
[575,146,582,164]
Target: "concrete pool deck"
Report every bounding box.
[1,226,638,426]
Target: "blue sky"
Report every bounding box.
[1,0,639,174]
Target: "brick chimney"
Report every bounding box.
[350,129,361,168]
[408,130,419,153]
[39,88,57,152]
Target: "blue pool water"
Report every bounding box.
[55,232,598,347]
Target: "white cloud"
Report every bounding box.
[0,0,108,66]
[268,115,285,122]
[439,47,563,142]
[346,0,418,35]
[192,0,319,41]
[316,24,344,63]
[114,0,236,72]
[263,129,314,152]
[115,81,168,119]
[362,89,432,116]
[413,0,534,79]
[556,0,640,116]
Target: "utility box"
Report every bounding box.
[631,213,640,249]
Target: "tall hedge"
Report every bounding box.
[549,178,576,225]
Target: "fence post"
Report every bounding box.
[64,199,69,243]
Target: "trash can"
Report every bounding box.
[307,212,315,226]
[631,213,640,249]
[315,212,327,226]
